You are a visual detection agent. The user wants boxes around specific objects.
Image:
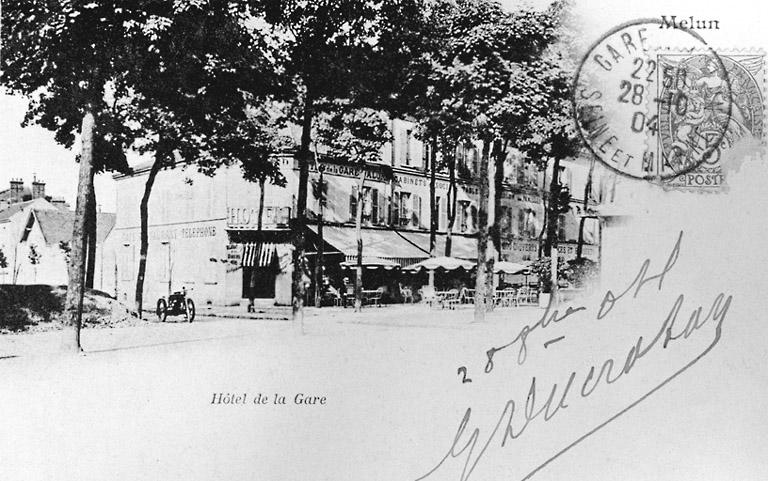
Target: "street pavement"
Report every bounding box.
[0,296,766,481]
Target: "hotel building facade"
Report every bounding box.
[106,119,604,307]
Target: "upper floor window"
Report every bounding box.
[518,208,537,238]
[413,194,423,228]
[350,186,385,225]
[396,191,411,227]
[422,140,432,170]
[404,129,413,166]
[435,196,442,231]
[456,144,477,179]
[458,200,472,233]
[516,161,526,185]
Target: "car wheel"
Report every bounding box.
[156,298,168,322]
[186,299,195,322]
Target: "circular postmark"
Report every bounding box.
[572,18,733,181]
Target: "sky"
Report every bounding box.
[0,0,761,213]
[0,94,132,212]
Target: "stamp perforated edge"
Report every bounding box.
[645,47,766,194]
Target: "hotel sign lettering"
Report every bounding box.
[227,206,291,229]
[311,160,480,195]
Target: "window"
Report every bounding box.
[558,214,567,242]
[352,186,382,225]
[458,201,470,233]
[456,144,471,178]
[378,190,387,225]
[398,192,411,227]
[469,205,478,233]
[422,141,432,170]
[369,188,378,225]
[412,194,422,228]
[362,187,373,224]
[434,196,441,231]
[404,129,413,166]
[391,192,399,226]
[518,208,537,238]
[516,161,526,185]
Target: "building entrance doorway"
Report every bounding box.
[242,266,276,299]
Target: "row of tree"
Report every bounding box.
[2,0,583,348]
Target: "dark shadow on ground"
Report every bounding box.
[0,285,118,332]
[0,284,64,331]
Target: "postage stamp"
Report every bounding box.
[651,51,765,190]
[572,18,739,182]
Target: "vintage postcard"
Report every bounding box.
[1,0,766,480]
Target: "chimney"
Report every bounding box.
[9,178,23,204]
[32,175,46,200]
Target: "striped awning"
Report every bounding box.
[241,242,277,267]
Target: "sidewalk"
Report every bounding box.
[0,302,544,360]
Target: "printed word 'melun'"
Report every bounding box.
[660,16,720,30]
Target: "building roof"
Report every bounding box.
[32,209,116,245]
[0,199,36,222]
[0,197,60,222]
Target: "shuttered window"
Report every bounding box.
[412,194,422,228]
[378,190,387,225]
[370,188,378,225]
[399,192,411,227]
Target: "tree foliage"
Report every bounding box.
[315,104,393,166]
[232,104,292,187]
[1,0,142,174]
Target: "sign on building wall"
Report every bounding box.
[227,206,290,230]
[119,223,218,242]
[225,243,243,272]
[502,240,598,262]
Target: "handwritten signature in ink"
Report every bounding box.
[418,231,733,481]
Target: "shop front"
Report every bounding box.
[224,205,294,306]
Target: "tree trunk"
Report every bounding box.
[292,95,313,321]
[474,139,490,322]
[314,170,324,308]
[543,157,562,259]
[492,139,506,254]
[354,169,366,312]
[85,173,97,289]
[12,244,20,284]
[537,168,548,258]
[247,175,266,311]
[445,148,457,257]
[134,152,163,317]
[486,139,506,310]
[257,175,266,231]
[63,109,96,352]
[484,141,497,312]
[576,157,595,260]
[429,137,437,257]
